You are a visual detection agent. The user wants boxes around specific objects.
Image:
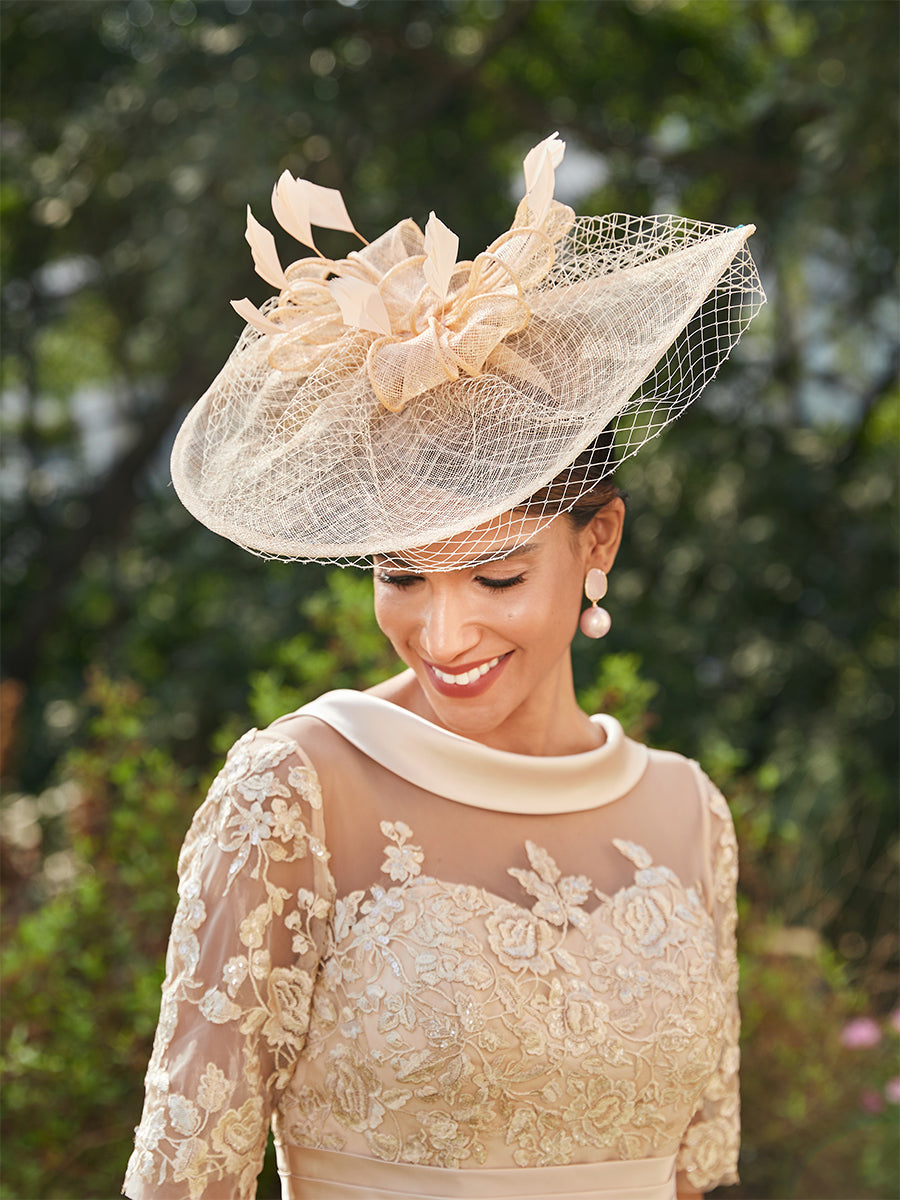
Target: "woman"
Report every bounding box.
[124,135,764,1200]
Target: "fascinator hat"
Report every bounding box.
[171,134,765,569]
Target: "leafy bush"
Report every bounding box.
[730,924,899,1199]
[1,673,200,1200]
[244,568,401,733]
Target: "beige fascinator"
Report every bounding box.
[171,134,765,568]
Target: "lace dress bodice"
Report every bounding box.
[124,690,739,1200]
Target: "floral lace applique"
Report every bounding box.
[284,816,739,1184]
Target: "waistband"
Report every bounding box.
[278,1146,677,1199]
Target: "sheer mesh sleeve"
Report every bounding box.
[123,729,334,1200]
[676,767,740,1192]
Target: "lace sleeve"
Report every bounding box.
[676,768,740,1192]
[123,729,334,1200]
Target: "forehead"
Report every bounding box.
[377,511,565,571]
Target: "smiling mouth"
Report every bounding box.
[423,651,512,696]
[430,656,503,686]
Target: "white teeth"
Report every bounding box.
[432,656,501,685]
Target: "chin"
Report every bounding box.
[417,676,518,740]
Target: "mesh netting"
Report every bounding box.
[171,212,764,569]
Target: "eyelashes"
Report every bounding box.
[477,574,526,590]
[375,572,420,588]
[376,572,527,591]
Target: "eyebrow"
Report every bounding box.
[376,542,542,570]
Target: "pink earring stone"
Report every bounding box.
[579,605,612,638]
[584,568,608,602]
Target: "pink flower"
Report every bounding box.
[860,1088,885,1114]
[885,1077,900,1104]
[840,1017,882,1049]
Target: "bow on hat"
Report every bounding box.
[231,134,574,413]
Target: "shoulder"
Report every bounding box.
[671,756,738,898]
[261,707,362,799]
[639,745,714,821]
[640,746,737,884]
[179,725,327,882]
[643,745,733,822]
[208,725,324,815]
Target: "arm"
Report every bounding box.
[675,767,740,1194]
[123,729,334,1200]
[676,1178,704,1199]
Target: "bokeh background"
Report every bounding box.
[1,2,897,1197]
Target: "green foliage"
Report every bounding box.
[1,673,198,1200]
[575,652,659,741]
[245,568,400,733]
[713,787,900,1198]
[732,925,900,1199]
[34,292,120,400]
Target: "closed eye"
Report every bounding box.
[475,574,526,590]
[376,571,422,588]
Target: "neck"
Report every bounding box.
[479,654,600,756]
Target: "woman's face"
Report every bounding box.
[372,503,624,752]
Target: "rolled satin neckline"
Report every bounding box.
[289,687,649,813]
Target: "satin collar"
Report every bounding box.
[289,689,649,814]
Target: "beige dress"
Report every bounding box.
[124,688,739,1200]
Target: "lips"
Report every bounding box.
[431,656,501,685]
[423,652,512,698]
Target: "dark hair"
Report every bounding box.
[516,429,625,529]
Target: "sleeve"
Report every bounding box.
[676,767,740,1193]
[123,728,335,1200]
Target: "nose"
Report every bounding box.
[418,582,483,664]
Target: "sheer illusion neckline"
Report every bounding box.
[360,827,700,922]
[285,689,649,813]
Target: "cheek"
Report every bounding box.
[373,588,413,646]
[372,589,395,638]
[509,580,581,647]
[538,567,583,614]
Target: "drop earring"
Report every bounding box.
[579,568,611,638]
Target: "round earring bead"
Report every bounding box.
[579,605,611,638]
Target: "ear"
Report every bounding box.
[581,497,625,574]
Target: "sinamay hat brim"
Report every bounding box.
[172,179,764,569]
